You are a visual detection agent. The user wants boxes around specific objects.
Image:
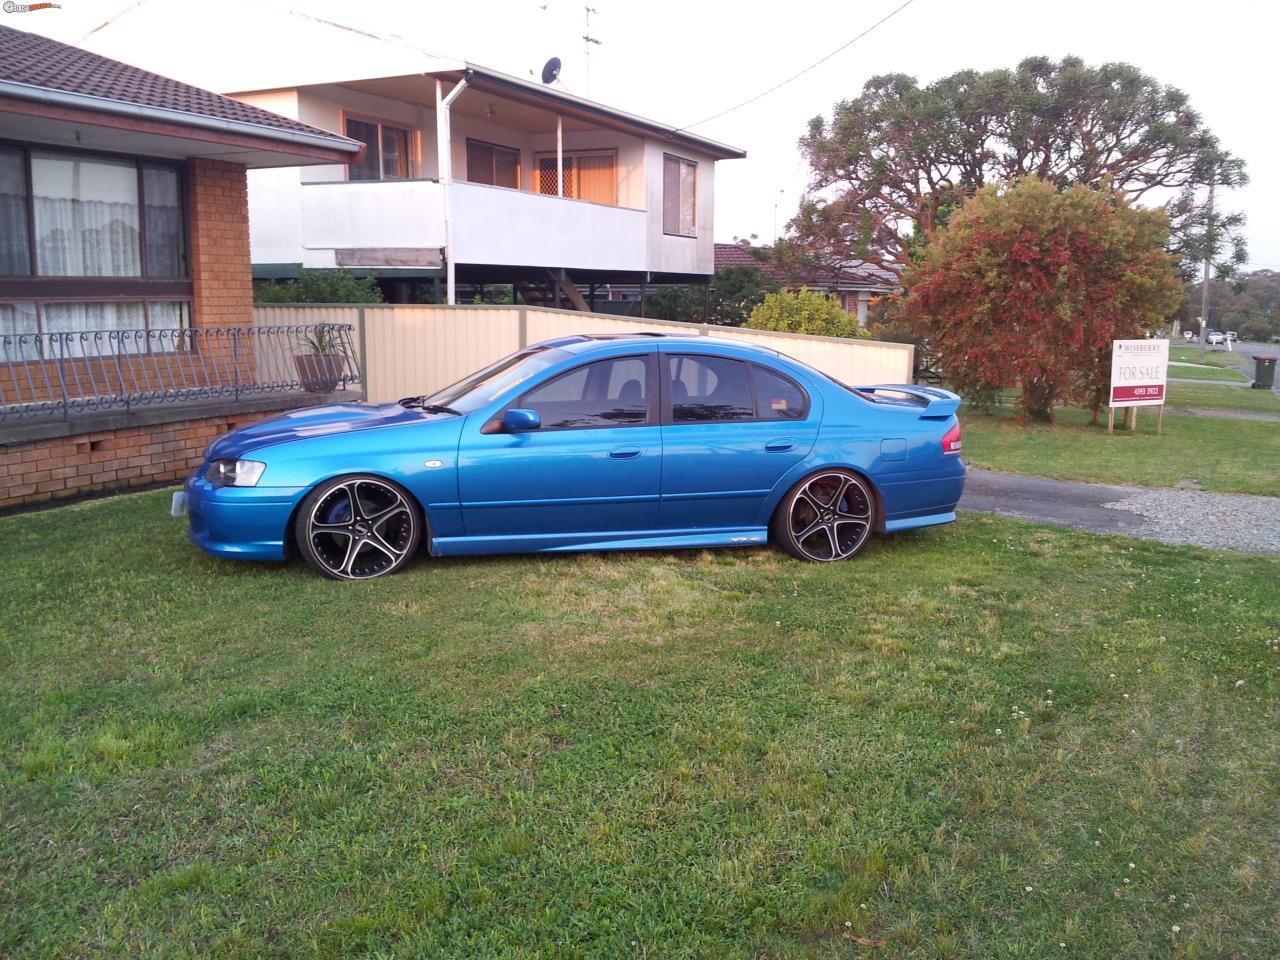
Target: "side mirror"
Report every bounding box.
[502,408,541,433]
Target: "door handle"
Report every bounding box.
[765,439,795,452]
[609,446,642,460]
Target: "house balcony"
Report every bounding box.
[300,178,447,266]
[296,179,649,275]
[451,182,647,273]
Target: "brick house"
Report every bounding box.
[0,25,361,511]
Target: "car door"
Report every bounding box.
[658,351,819,530]
[456,353,663,540]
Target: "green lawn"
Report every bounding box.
[1169,346,1238,367]
[1167,364,1250,383]
[963,406,1280,495]
[1165,381,1280,414]
[2,492,1279,958]
[968,380,1278,415]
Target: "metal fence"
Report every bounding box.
[1,324,362,422]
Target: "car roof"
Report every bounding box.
[534,333,782,359]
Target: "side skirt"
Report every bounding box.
[883,511,956,533]
[430,527,770,557]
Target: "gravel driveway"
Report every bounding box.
[1101,487,1280,554]
[960,468,1280,555]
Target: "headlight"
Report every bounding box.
[204,459,266,488]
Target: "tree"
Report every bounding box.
[646,285,704,323]
[254,268,383,304]
[1177,269,1280,341]
[644,267,780,326]
[747,288,870,339]
[708,265,780,326]
[901,178,1182,421]
[793,56,1247,280]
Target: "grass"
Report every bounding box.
[2,491,1279,958]
[1167,364,1250,383]
[1165,381,1280,414]
[962,406,1280,495]
[1169,346,1238,368]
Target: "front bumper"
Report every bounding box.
[184,471,305,562]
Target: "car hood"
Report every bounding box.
[207,402,445,460]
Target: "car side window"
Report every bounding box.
[519,356,649,429]
[668,355,754,423]
[751,364,808,420]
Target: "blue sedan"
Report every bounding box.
[178,334,965,579]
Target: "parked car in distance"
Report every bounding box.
[1225,331,1238,342]
[1206,331,1226,346]
[174,335,966,580]
[1182,330,1195,341]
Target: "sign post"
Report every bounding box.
[1108,339,1169,435]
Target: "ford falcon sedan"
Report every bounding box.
[176,334,965,580]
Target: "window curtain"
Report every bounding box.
[32,153,141,277]
[575,154,615,205]
[43,302,145,357]
[0,148,31,276]
[0,302,38,362]
[142,166,185,277]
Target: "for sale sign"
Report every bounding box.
[1110,339,1169,408]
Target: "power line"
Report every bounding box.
[677,0,919,132]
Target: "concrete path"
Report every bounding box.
[1168,376,1251,387]
[1175,406,1280,423]
[959,468,1280,554]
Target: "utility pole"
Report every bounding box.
[1198,177,1215,363]
[582,7,601,98]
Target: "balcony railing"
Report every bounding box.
[1,324,362,423]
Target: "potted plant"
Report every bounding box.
[293,326,348,393]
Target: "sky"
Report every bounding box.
[12,0,1279,270]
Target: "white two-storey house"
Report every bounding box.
[231,62,744,307]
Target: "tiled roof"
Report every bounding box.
[714,243,900,291]
[715,243,780,273]
[0,25,356,147]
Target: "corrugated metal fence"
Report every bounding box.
[253,304,915,404]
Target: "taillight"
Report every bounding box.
[942,420,962,455]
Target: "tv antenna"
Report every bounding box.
[582,6,601,98]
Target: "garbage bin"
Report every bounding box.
[1253,355,1277,390]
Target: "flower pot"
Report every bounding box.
[294,354,347,393]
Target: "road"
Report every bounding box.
[1196,339,1279,396]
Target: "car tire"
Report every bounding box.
[294,474,422,580]
[771,468,876,562]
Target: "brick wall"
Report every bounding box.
[0,413,260,512]
[187,157,254,329]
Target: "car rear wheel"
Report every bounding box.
[295,475,421,580]
[772,469,875,562]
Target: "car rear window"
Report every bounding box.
[668,355,754,422]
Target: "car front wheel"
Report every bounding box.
[295,475,422,580]
[772,469,875,562]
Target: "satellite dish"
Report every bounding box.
[541,57,562,85]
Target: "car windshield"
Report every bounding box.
[418,347,572,414]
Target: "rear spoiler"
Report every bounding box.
[855,384,961,418]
